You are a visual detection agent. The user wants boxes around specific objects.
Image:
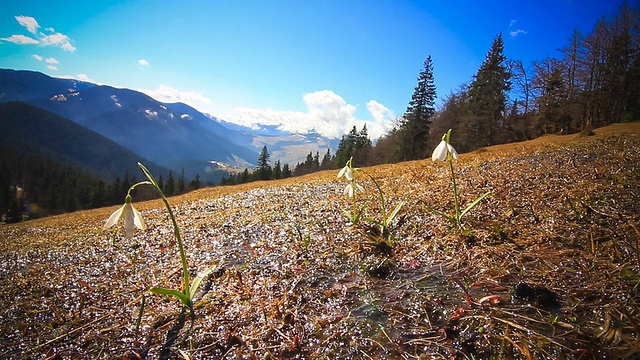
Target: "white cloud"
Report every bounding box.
[138,59,149,66]
[76,74,92,82]
[32,54,43,61]
[1,34,39,44]
[16,16,40,34]
[366,100,394,136]
[509,19,526,38]
[137,85,395,140]
[233,90,395,139]
[45,57,59,64]
[510,29,527,38]
[139,84,213,107]
[59,73,94,82]
[1,16,75,51]
[47,65,58,71]
[40,33,75,51]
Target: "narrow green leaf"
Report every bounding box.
[460,192,491,218]
[355,205,367,221]
[424,206,449,219]
[363,217,382,226]
[387,202,404,224]
[150,287,191,307]
[190,266,217,298]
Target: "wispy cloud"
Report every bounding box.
[76,74,93,82]
[45,57,59,64]
[366,100,394,134]
[509,19,527,38]
[510,29,527,37]
[1,16,75,51]
[234,90,394,139]
[1,34,39,44]
[140,85,394,139]
[16,15,39,34]
[32,54,43,61]
[47,65,58,71]
[138,59,149,66]
[40,33,75,51]
[58,73,94,82]
[139,84,213,107]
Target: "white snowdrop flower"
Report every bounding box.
[337,164,354,181]
[432,132,458,161]
[103,195,146,238]
[344,181,365,198]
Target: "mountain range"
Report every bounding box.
[0,68,337,182]
[0,101,170,181]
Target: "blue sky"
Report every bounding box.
[0,0,628,139]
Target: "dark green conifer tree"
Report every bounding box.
[396,55,437,161]
[256,146,272,180]
[464,33,511,149]
[273,160,282,179]
[321,148,333,169]
[282,164,292,178]
[189,174,201,190]
[165,171,175,196]
[178,168,186,194]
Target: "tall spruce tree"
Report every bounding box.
[334,125,373,167]
[465,33,511,148]
[273,160,282,179]
[354,125,373,166]
[320,148,333,169]
[165,172,175,196]
[256,146,272,180]
[282,163,292,178]
[396,55,437,161]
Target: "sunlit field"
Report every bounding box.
[1,123,639,359]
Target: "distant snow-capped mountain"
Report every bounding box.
[207,114,340,165]
[0,68,338,177]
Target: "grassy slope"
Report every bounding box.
[0,122,639,359]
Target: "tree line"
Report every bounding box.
[220,126,373,185]
[1,148,202,223]
[227,3,639,184]
[378,3,640,159]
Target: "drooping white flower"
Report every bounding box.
[103,195,146,238]
[344,181,365,198]
[431,140,458,161]
[337,164,353,181]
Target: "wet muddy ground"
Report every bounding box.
[1,123,639,359]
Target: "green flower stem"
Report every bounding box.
[127,181,152,197]
[138,163,190,301]
[362,171,387,223]
[351,183,358,220]
[448,158,461,225]
[159,183,190,300]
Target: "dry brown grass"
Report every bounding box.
[1,122,639,359]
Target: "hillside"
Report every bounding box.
[0,101,169,180]
[0,122,638,359]
[0,69,258,180]
[0,69,340,176]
